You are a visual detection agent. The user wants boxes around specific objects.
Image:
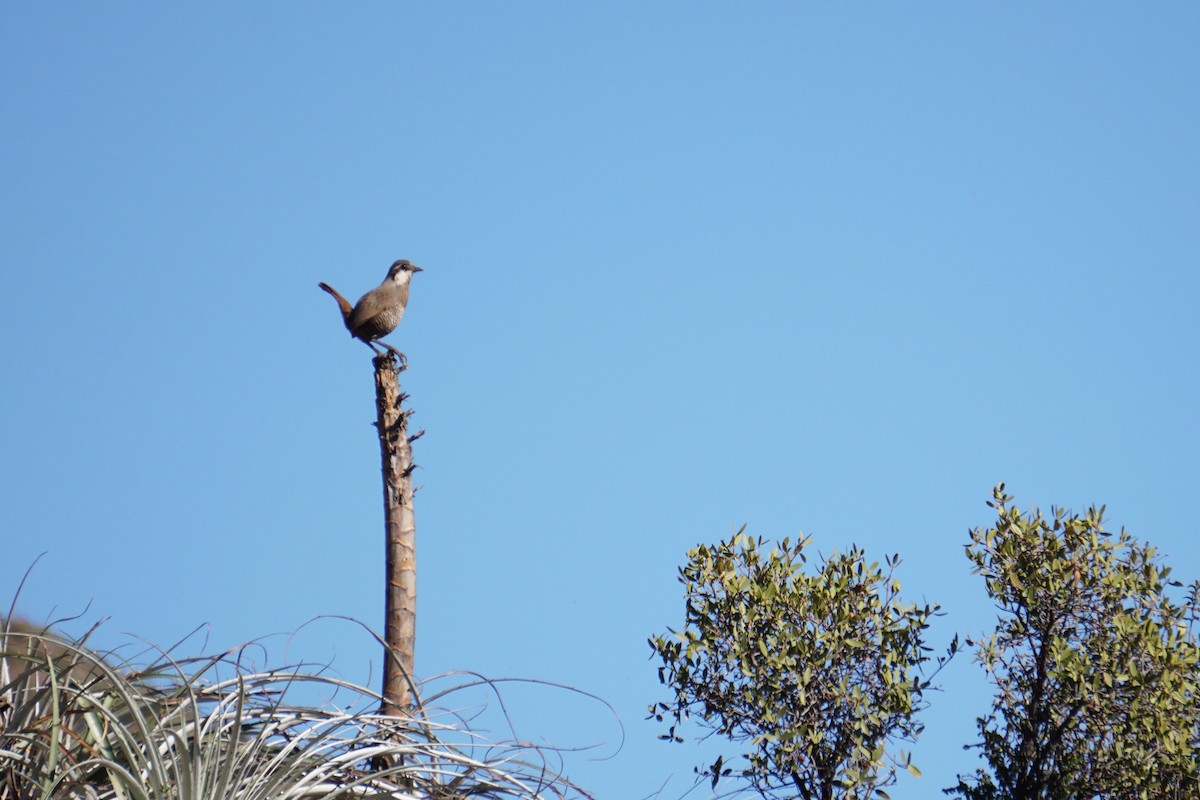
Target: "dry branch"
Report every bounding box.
[373,352,417,715]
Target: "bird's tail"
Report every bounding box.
[318,282,354,330]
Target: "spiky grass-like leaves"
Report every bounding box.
[1,624,588,800]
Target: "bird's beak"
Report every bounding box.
[411,265,423,273]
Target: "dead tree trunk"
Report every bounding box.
[372,352,420,715]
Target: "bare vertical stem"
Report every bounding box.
[373,352,417,715]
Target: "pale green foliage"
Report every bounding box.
[951,485,1200,800]
[648,530,949,800]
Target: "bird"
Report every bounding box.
[319,259,423,362]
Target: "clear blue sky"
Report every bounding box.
[3,4,1198,798]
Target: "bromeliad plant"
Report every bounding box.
[0,622,590,800]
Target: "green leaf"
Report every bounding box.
[648,525,971,799]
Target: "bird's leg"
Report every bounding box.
[378,341,408,366]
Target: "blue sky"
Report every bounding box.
[3,4,1198,798]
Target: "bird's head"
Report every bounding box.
[386,259,423,282]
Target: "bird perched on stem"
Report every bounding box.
[319,259,422,362]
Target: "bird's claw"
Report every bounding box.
[374,342,408,366]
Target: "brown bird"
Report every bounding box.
[319,259,423,361]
